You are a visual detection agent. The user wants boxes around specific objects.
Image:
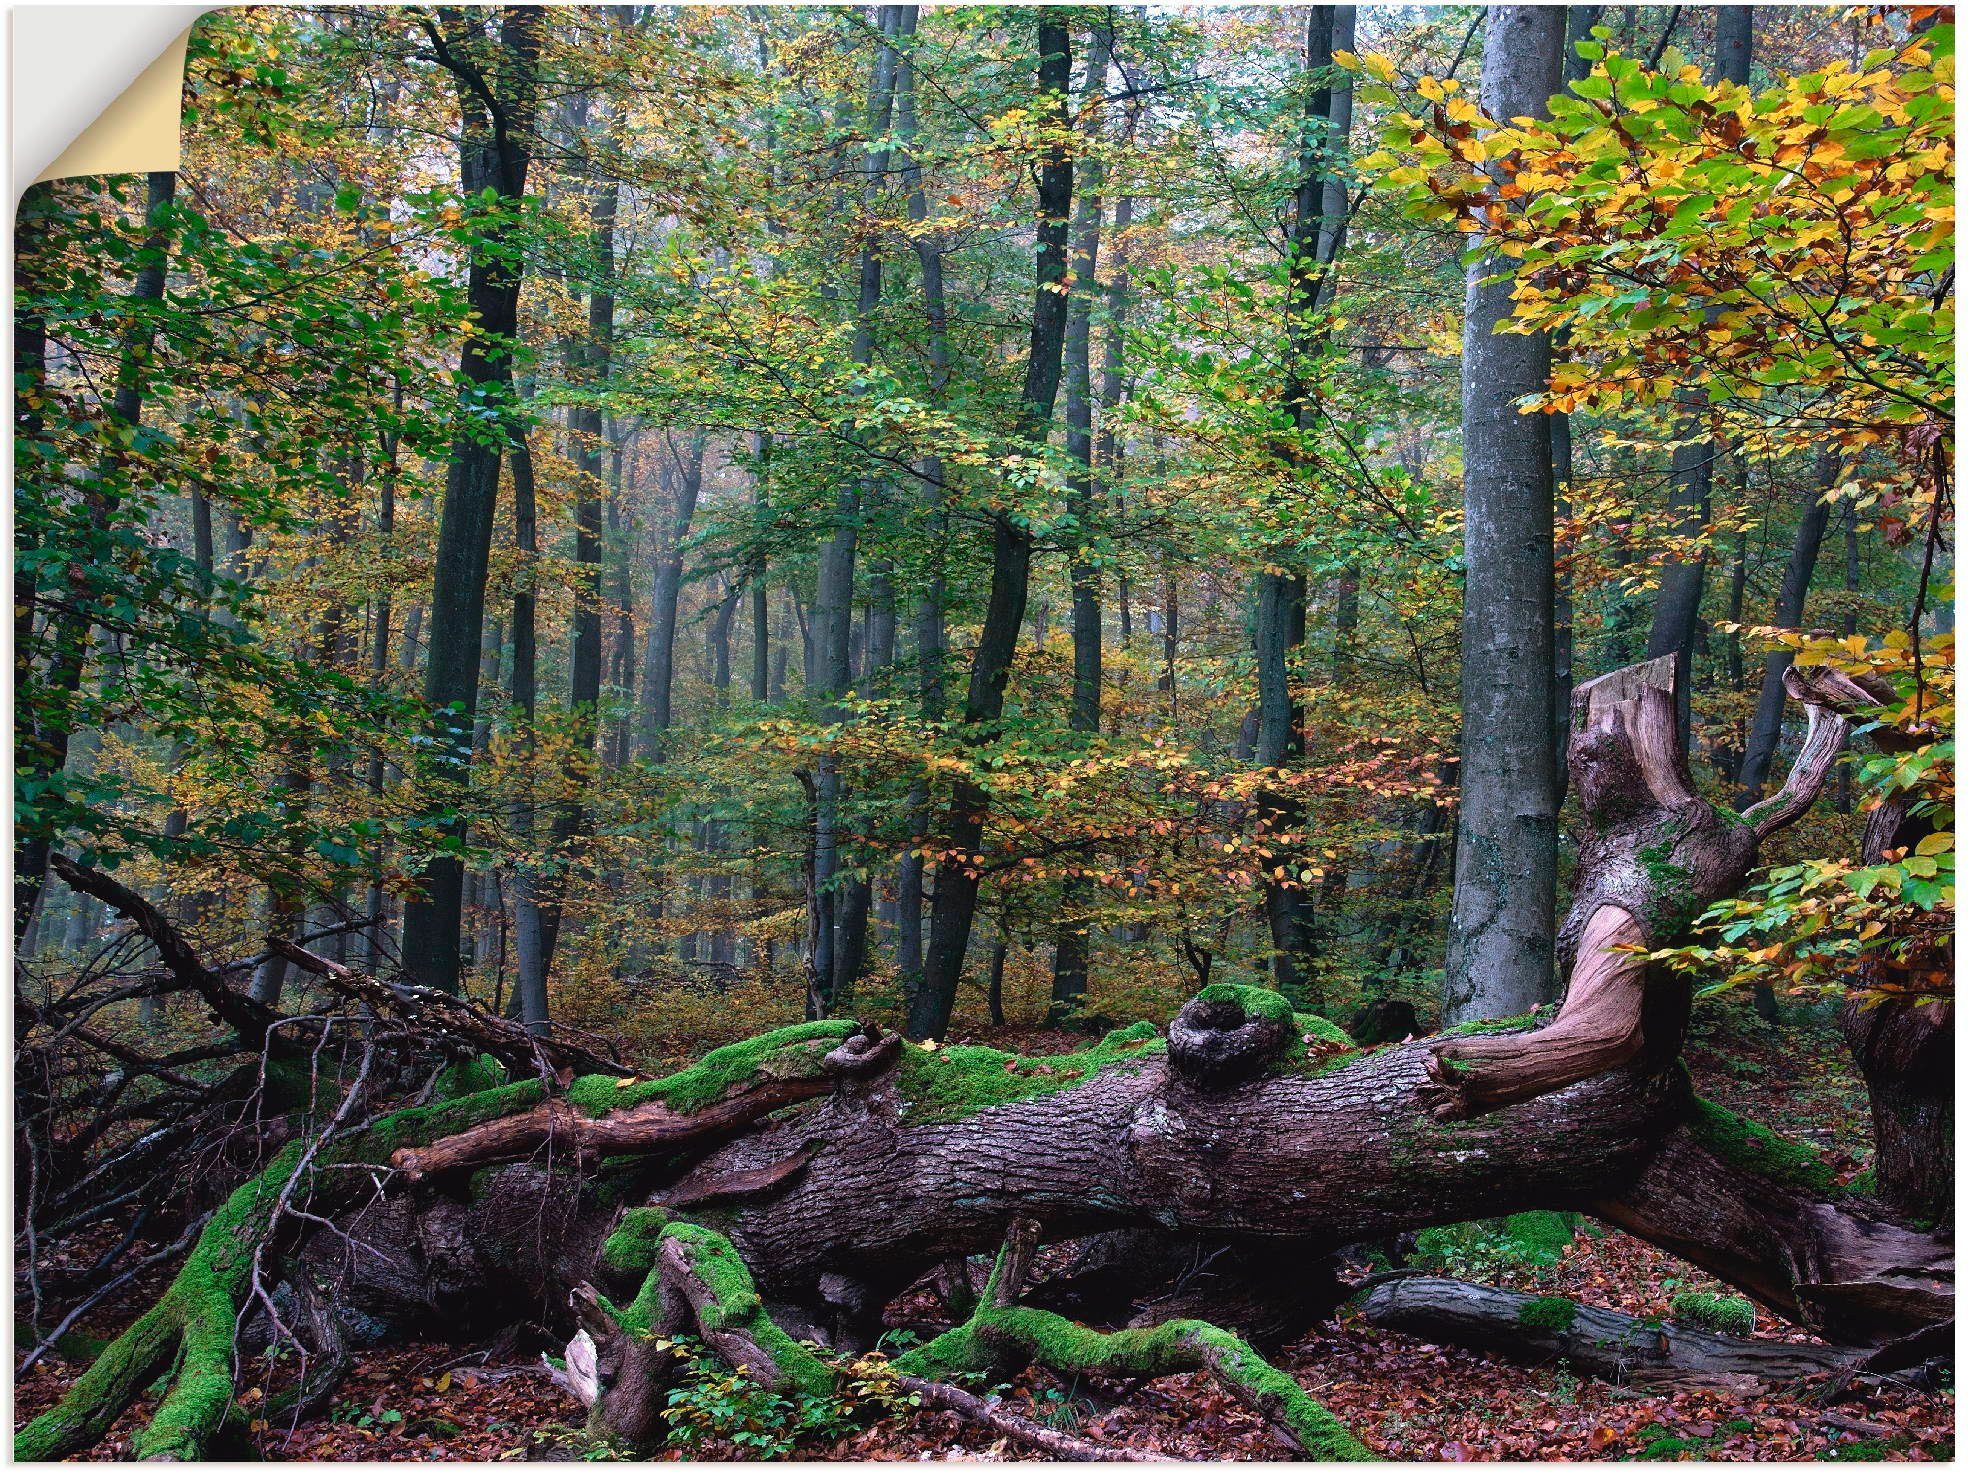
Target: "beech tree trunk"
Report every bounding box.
[894,2,945,993]
[1050,15,1113,1020]
[1444,5,1563,1024]
[401,8,542,995]
[913,11,1074,1041]
[1255,6,1346,1000]
[1737,451,1840,803]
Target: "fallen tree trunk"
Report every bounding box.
[1360,1275,1861,1390]
[17,659,1947,1461]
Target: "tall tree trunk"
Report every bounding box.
[810,6,904,1015]
[1443,6,1563,1025]
[1736,452,1841,803]
[1256,6,1346,1000]
[1050,12,1114,1021]
[15,172,176,942]
[913,11,1074,1041]
[508,431,551,1033]
[1547,6,1599,802]
[400,7,542,994]
[537,120,619,979]
[639,433,707,753]
[894,1,944,993]
[751,433,773,704]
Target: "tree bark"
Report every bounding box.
[639,432,707,752]
[1736,452,1841,803]
[400,7,543,994]
[810,6,904,1016]
[1051,14,1113,1020]
[1444,6,1564,1025]
[1255,6,1345,1001]
[913,11,1074,1041]
[1361,1275,1860,1388]
[894,3,945,993]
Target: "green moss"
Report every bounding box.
[1516,1296,1579,1333]
[1501,1211,1579,1267]
[1294,1010,1355,1046]
[602,1206,673,1274]
[1816,1435,1914,1461]
[563,1021,855,1117]
[360,1079,547,1156]
[1638,838,1698,937]
[894,1022,1164,1125]
[1689,1098,1839,1194]
[16,1072,591,1461]
[433,1054,507,1100]
[1668,1290,1755,1337]
[1438,1009,1543,1038]
[1195,982,1293,1024]
[900,1306,1367,1459]
[661,1224,834,1397]
[891,1228,1365,1459]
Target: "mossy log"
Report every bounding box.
[1360,1276,1861,1390]
[18,661,1946,1461]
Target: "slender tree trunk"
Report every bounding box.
[1736,453,1841,803]
[913,11,1074,1041]
[751,433,772,704]
[15,172,176,942]
[508,431,551,1033]
[1443,5,1564,1025]
[537,123,619,978]
[811,7,903,1015]
[1255,7,1345,1000]
[400,8,542,994]
[894,1,945,994]
[1050,13,1114,1020]
[639,434,708,753]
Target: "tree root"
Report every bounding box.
[13,1155,291,1461]
[571,1209,835,1445]
[14,1076,564,1461]
[891,1219,1371,1460]
[895,1373,1167,1461]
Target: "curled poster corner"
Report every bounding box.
[14,5,209,194]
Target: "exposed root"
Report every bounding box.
[895,1373,1167,1461]
[892,1219,1371,1461]
[572,1210,835,1446]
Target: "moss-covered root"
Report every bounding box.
[16,1079,563,1462]
[13,1155,288,1462]
[893,1223,1369,1461]
[583,1208,833,1436]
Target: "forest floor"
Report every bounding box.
[14,1003,1954,1462]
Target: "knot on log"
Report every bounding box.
[822,1022,901,1078]
[1167,986,1293,1088]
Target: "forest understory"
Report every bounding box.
[14,0,1953,1462]
[12,1006,1953,1464]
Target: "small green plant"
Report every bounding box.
[1632,1419,1754,1460]
[1517,1295,1579,1333]
[1668,1290,1755,1337]
[1546,1358,1581,1406]
[1815,1435,1913,1461]
[1410,1212,1580,1282]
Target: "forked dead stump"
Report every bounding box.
[1424,657,1869,1120]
